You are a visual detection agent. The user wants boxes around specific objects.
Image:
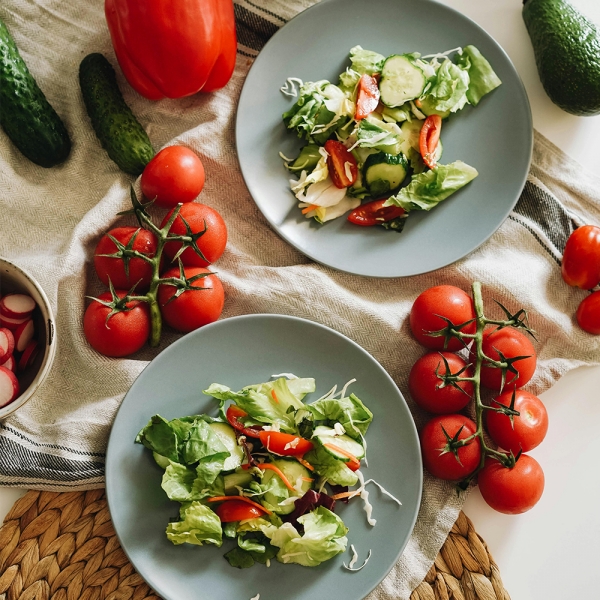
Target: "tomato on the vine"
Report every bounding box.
[486,389,548,453]
[83,291,150,357]
[215,499,264,522]
[576,291,600,335]
[410,285,476,351]
[477,455,544,514]
[420,414,481,480]
[561,225,600,289]
[158,266,224,332]
[141,145,206,209]
[408,351,473,414]
[94,227,158,291]
[475,326,537,390]
[161,203,227,268]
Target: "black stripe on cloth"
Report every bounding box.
[0,435,104,482]
[512,180,578,257]
[235,4,281,53]
[243,0,287,24]
[0,423,105,458]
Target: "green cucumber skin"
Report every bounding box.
[523,0,600,116]
[0,19,71,168]
[79,53,154,175]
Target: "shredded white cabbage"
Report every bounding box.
[333,422,346,436]
[278,151,294,163]
[250,594,260,600]
[271,373,299,379]
[343,544,373,572]
[410,101,426,120]
[284,437,301,450]
[421,46,463,60]
[280,77,304,97]
[347,470,403,526]
[335,378,356,399]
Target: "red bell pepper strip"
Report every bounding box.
[104,0,237,100]
[355,74,380,121]
[324,140,358,189]
[347,199,405,227]
[419,115,442,169]
[226,405,262,439]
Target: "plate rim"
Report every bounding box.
[235,0,533,278]
[106,313,423,600]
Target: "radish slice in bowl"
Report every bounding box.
[0,312,29,331]
[0,328,15,361]
[0,354,16,373]
[0,293,35,319]
[18,340,39,372]
[0,366,19,407]
[14,319,34,353]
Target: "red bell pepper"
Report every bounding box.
[104,0,237,100]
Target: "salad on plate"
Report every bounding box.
[135,374,400,569]
[280,45,502,230]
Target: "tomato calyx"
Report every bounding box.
[324,140,358,189]
[87,280,141,327]
[419,115,442,169]
[489,387,521,424]
[434,352,473,395]
[159,260,214,305]
[226,405,263,439]
[425,314,477,350]
[347,199,406,230]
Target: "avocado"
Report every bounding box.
[523,0,600,116]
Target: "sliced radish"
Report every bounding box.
[18,340,39,372]
[0,294,36,319]
[0,354,16,373]
[0,328,15,362]
[14,319,34,353]
[0,313,29,331]
[0,366,19,407]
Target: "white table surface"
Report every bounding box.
[2,1,600,598]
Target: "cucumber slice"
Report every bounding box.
[209,422,244,472]
[379,55,426,108]
[223,470,254,495]
[316,434,365,460]
[363,152,408,196]
[263,459,313,515]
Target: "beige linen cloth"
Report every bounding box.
[1,0,599,597]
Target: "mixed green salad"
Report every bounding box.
[280,45,501,230]
[136,375,399,569]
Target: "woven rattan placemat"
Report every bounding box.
[0,490,510,600]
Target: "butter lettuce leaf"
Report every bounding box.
[303,444,358,487]
[307,392,373,438]
[166,501,222,547]
[455,45,502,106]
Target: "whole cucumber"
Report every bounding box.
[79,53,154,175]
[0,19,71,167]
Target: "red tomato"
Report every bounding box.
[158,266,224,333]
[475,327,537,390]
[477,455,544,514]
[355,74,380,121]
[419,115,442,169]
[258,430,314,456]
[408,351,474,414]
[324,140,358,188]
[226,405,262,438]
[410,285,476,351]
[347,199,405,227]
[420,414,481,480]
[576,291,600,334]
[161,203,227,268]
[486,389,548,453]
[141,146,206,209]
[83,291,150,357]
[94,227,157,291]
[561,225,600,289]
[215,499,264,522]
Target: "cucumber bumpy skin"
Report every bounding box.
[79,53,154,175]
[0,19,71,168]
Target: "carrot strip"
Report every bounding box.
[207,495,272,515]
[256,463,296,492]
[324,443,361,470]
[270,389,279,404]
[301,477,314,482]
[301,204,318,214]
[331,491,359,500]
[296,456,315,471]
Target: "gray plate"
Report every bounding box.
[106,315,422,600]
[235,0,532,278]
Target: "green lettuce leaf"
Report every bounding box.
[423,58,470,113]
[260,506,348,567]
[303,444,358,487]
[348,45,385,76]
[307,393,373,438]
[386,160,478,212]
[355,118,402,154]
[455,45,502,106]
[166,501,222,547]
[161,461,224,502]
